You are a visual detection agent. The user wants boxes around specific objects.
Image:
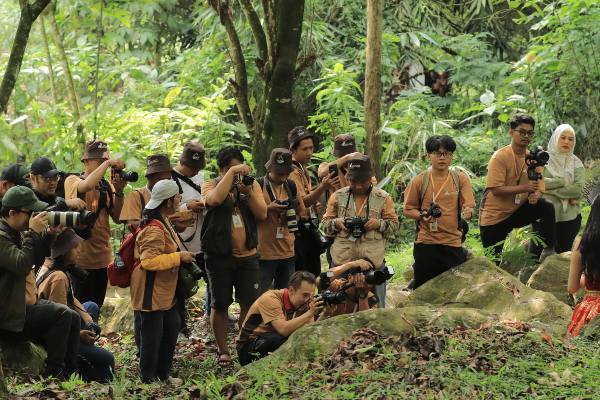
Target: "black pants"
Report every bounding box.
[413,243,466,289]
[78,302,114,382]
[259,257,296,294]
[294,229,322,277]
[530,214,582,255]
[72,267,109,309]
[480,199,556,255]
[22,299,80,376]
[136,303,181,382]
[237,332,287,366]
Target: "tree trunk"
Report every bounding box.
[253,0,305,172]
[46,1,80,120]
[0,0,53,114]
[40,18,58,103]
[364,0,384,180]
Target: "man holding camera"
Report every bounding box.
[30,157,87,211]
[479,114,556,260]
[201,146,267,363]
[404,135,476,288]
[317,134,360,193]
[257,148,307,293]
[120,154,173,231]
[0,186,80,378]
[64,140,127,308]
[288,126,335,277]
[0,163,30,200]
[236,271,322,366]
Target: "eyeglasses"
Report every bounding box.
[18,209,33,217]
[515,128,534,138]
[431,151,453,158]
[41,175,60,183]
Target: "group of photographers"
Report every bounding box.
[0,113,584,378]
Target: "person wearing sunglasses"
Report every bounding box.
[0,186,81,379]
[479,114,556,261]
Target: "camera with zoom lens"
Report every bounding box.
[348,265,395,286]
[85,322,102,337]
[344,217,367,238]
[317,289,348,305]
[242,175,255,186]
[112,169,139,183]
[45,197,68,212]
[277,200,299,233]
[47,210,98,228]
[426,202,442,219]
[182,261,205,281]
[525,146,550,181]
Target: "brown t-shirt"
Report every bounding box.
[36,266,93,325]
[403,169,476,247]
[290,163,319,215]
[119,187,150,223]
[131,220,181,311]
[202,180,258,258]
[237,289,309,346]
[257,182,295,260]
[64,175,114,269]
[480,145,545,226]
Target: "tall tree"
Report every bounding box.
[0,0,53,114]
[364,0,384,179]
[209,0,307,170]
[39,17,57,103]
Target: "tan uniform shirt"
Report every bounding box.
[289,163,319,215]
[119,187,151,223]
[237,289,309,346]
[64,175,115,269]
[202,180,258,258]
[131,220,181,311]
[257,182,295,260]
[480,145,545,226]
[403,170,476,247]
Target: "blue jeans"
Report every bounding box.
[80,302,114,382]
[259,258,296,294]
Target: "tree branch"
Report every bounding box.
[238,0,268,74]
[0,0,52,114]
[208,0,254,132]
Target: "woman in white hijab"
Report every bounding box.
[533,124,585,253]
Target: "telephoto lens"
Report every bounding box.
[47,210,97,227]
[286,208,299,232]
[114,169,139,183]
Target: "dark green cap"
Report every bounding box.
[2,186,48,211]
[1,164,30,187]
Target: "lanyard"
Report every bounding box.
[430,172,452,203]
[267,180,285,201]
[510,147,526,183]
[353,195,369,217]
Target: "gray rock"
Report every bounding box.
[527,253,583,306]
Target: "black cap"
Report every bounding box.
[30,157,60,178]
[346,155,373,181]
[1,164,30,187]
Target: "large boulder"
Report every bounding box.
[527,253,583,306]
[0,339,46,375]
[406,257,572,333]
[100,297,134,334]
[385,284,412,308]
[247,306,493,369]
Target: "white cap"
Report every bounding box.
[145,179,179,210]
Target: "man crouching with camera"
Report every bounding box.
[320,155,399,307]
[236,271,323,365]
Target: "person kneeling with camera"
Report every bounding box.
[131,180,194,382]
[317,259,385,318]
[236,271,323,366]
[36,229,115,382]
[404,135,476,289]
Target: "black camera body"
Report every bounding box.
[242,175,255,186]
[348,265,395,286]
[276,199,291,208]
[427,202,442,219]
[46,197,68,212]
[182,261,205,281]
[344,217,366,238]
[317,289,347,305]
[113,169,139,183]
[525,146,550,181]
[86,322,102,337]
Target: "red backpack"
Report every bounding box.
[107,220,163,288]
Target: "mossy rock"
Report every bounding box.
[581,315,600,340]
[385,284,412,308]
[406,257,572,334]
[246,306,493,370]
[527,253,583,306]
[0,339,46,375]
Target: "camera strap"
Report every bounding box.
[342,186,371,219]
[172,170,202,195]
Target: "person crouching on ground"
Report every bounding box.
[131,180,194,382]
[236,271,323,366]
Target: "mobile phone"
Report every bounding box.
[328,164,338,177]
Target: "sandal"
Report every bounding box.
[216,351,232,365]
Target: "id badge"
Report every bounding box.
[276,227,285,239]
[232,214,243,228]
[514,194,521,205]
[430,220,439,232]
